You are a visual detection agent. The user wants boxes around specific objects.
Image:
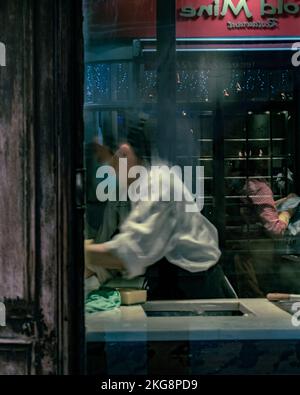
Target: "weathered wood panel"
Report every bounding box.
[0,0,36,375]
[0,0,33,300]
[32,0,59,374]
[0,0,85,375]
[0,341,32,375]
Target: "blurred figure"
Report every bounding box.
[234,153,298,297]
[85,114,236,300]
[85,137,131,288]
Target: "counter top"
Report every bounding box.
[86,299,300,342]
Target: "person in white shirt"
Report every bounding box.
[85,114,236,300]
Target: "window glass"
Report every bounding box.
[83,2,300,374]
[84,1,300,300]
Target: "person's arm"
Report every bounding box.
[85,168,179,279]
[102,200,177,279]
[85,202,176,278]
[85,238,123,281]
[247,180,289,237]
[85,242,125,272]
[274,193,298,208]
[274,196,288,208]
[85,267,95,279]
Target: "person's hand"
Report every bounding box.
[279,211,292,225]
[85,267,94,279]
[85,239,94,276]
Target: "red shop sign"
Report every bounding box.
[88,0,300,38]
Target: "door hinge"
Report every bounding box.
[76,168,86,210]
[3,298,35,337]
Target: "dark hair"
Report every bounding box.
[101,111,154,164]
[126,112,152,163]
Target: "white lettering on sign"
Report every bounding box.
[227,18,279,30]
[291,42,300,67]
[291,302,300,327]
[0,42,6,67]
[0,302,6,327]
[179,0,300,19]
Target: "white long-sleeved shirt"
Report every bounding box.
[104,164,221,279]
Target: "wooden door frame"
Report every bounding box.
[33,0,85,374]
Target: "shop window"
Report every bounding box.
[139,63,157,102]
[85,62,131,104]
[83,0,300,375]
[84,49,300,297]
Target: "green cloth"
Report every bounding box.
[85,287,121,313]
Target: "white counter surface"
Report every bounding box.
[86,299,300,342]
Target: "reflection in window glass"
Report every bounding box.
[84,2,300,300]
[83,0,300,376]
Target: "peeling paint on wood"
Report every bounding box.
[0,0,84,375]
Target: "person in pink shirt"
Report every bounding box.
[234,155,297,297]
[242,178,295,238]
